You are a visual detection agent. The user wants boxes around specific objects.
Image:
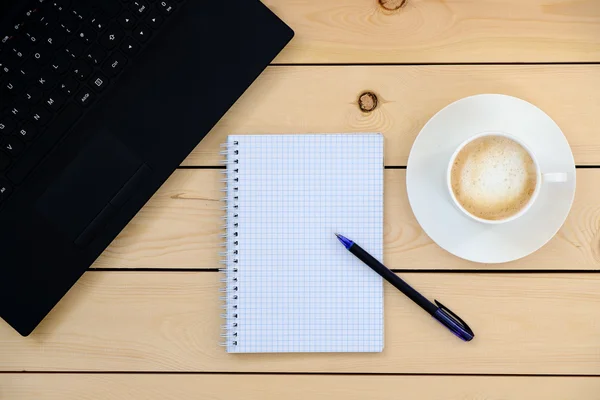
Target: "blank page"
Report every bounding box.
[223,134,384,353]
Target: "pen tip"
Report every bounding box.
[334,233,353,249]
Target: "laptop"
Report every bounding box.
[0,0,293,336]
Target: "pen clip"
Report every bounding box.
[434,299,474,337]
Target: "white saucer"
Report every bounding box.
[406,94,576,264]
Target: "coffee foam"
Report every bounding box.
[450,136,538,221]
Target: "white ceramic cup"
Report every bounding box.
[447,132,568,224]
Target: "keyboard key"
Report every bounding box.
[131,1,149,16]
[59,75,79,94]
[0,156,10,172]
[5,106,17,118]
[22,86,43,104]
[58,11,80,34]
[10,36,31,61]
[134,25,150,43]
[11,19,26,32]
[3,76,25,95]
[30,106,52,125]
[50,52,71,74]
[86,44,107,65]
[0,116,17,135]
[24,30,42,46]
[35,70,59,90]
[102,51,127,76]
[99,23,124,49]
[120,37,139,56]
[71,4,92,21]
[25,21,46,43]
[65,38,87,59]
[16,122,38,142]
[44,90,66,111]
[118,11,137,29]
[133,25,152,43]
[39,7,59,25]
[90,13,108,31]
[45,26,66,47]
[77,24,97,45]
[1,137,25,157]
[75,86,95,107]
[71,59,92,80]
[8,103,30,120]
[157,0,175,15]
[90,73,108,92]
[18,58,40,82]
[23,6,42,21]
[8,103,82,184]
[146,11,163,28]
[32,44,53,65]
[0,179,12,203]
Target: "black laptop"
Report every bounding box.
[0,0,293,336]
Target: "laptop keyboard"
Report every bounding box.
[0,0,182,206]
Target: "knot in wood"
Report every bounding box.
[378,0,407,11]
[358,92,378,112]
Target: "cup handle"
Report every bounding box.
[543,172,568,183]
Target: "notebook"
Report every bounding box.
[220,134,384,353]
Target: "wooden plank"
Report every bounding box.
[95,169,600,270]
[265,0,600,63]
[184,66,600,167]
[96,170,223,270]
[3,374,600,400]
[2,272,600,374]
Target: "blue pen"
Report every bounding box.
[336,233,474,342]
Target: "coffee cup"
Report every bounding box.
[447,132,568,224]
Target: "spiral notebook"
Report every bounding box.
[221,134,384,353]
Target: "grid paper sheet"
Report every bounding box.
[225,134,384,353]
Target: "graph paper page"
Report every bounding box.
[227,134,384,353]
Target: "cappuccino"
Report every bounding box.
[450,135,537,221]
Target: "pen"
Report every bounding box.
[335,233,474,342]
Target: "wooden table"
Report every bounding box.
[3,0,600,398]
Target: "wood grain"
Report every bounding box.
[3,374,600,400]
[2,271,600,374]
[264,0,600,63]
[95,169,600,270]
[184,65,600,167]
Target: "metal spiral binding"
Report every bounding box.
[219,140,240,349]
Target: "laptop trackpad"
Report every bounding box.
[37,132,143,245]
